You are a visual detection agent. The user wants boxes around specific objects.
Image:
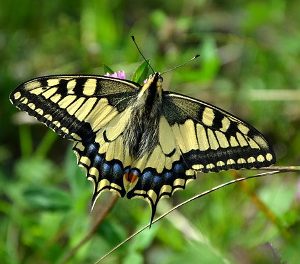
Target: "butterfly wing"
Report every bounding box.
[162,92,276,172]
[10,75,140,141]
[10,75,140,200]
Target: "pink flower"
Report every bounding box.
[105,70,126,79]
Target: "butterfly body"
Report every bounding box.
[10,71,275,223]
[124,72,163,158]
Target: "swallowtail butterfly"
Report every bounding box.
[10,67,275,223]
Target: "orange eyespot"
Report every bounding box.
[124,171,138,183]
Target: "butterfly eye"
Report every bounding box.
[158,75,163,82]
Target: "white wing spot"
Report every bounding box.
[254,136,268,149]
[174,178,185,187]
[25,81,41,90]
[53,120,61,127]
[35,108,44,115]
[192,164,204,170]
[50,94,61,103]
[14,92,22,100]
[216,161,225,167]
[257,155,265,162]
[42,88,58,99]
[185,169,195,176]
[28,103,36,110]
[61,127,69,134]
[266,153,273,161]
[229,136,239,147]
[71,133,82,141]
[220,117,230,132]
[97,179,110,192]
[196,124,209,151]
[215,131,229,148]
[206,163,215,170]
[20,97,28,104]
[30,87,45,95]
[246,137,260,149]
[236,132,248,147]
[238,124,250,134]
[44,114,52,121]
[207,129,219,150]
[247,157,256,163]
[179,119,198,151]
[83,79,97,96]
[80,156,91,167]
[227,159,235,165]
[202,107,215,127]
[237,158,246,164]
[89,167,99,177]
[75,142,85,151]
[67,79,77,90]
[47,79,60,86]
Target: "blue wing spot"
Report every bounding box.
[136,170,152,190]
[112,163,123,180]
[86,143,99,157]
[142,170,153,178]
[152,176,163,192]
[173,163,185,175]
[101,162,111,177]
[163,171,174,185]
[92,154,103,167]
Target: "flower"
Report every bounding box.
[105,70,126,79]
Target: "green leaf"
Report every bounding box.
[103,64,114,74]
[15,157,57,183]
[132,61,149,84]
[23,186,71,211]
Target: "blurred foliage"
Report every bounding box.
[1,0,300,263]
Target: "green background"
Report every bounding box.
[1,0,300,263]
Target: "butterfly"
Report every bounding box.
[10,68,276,224]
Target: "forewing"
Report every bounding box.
[163,92,276,173]
[10,75,140,142]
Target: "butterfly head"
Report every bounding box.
[138,72,163,99]
[147,72,163,83]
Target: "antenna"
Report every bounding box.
[160,54,200,75]
[131,36,155,74]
